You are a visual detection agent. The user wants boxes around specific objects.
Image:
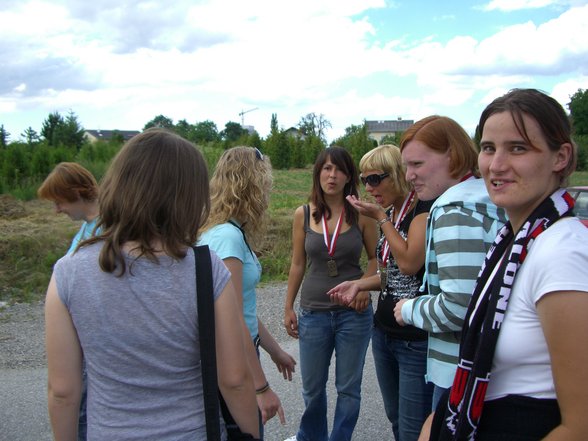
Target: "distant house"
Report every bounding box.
[242,125,256,135]
[366,119,414,144]
[84,129,141,143]
[284,127,306,140]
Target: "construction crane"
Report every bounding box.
[239,107,258,126]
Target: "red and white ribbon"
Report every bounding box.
[381,190,416,264]
[322,208,345,257]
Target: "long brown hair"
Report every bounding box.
[86,128,210,275]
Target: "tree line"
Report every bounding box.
[1,88,587,199]
[0,109,383,199]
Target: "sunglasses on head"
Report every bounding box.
[254,147,264,161]
[360,172,389,187]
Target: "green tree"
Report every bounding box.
[245,131,262,149]
[568,89,588,171]
[110,130,125,144]
[289,135,306,168]
[1,143,29,181]
[298,113,331,144]
[175,119,194,141]
[574,135,588,171]
[332,121,376,163]
[41,112,65,146]
[58,111,86,150]
[569,88,588,136]
[30,144,53,176]
[270,113,279,134]
[220,121,247,146]
[193,120,219,143]
[40,111,85,149]
[380,132,403,146]
[143,115,174,130]
[21,127,40,146]
[302,135,324,165]
[0,124,9,148]
[264,113,290,169]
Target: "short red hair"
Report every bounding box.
[37,162,98,203]
[400,115,479,179]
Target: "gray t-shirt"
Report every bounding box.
[54,242,230,441]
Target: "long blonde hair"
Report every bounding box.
[201,147,273,249]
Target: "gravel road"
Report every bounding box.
[0,283,389,441]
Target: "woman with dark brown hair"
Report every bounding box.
[45,129,259,440]
[432,89,588,440]
[283,146,378,441]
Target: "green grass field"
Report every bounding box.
[570,171,588,186]
[1,168,588,303]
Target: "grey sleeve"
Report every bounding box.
[210,250,231,302]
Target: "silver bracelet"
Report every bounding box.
[376,217,391,228]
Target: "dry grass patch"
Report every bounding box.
[0,198,76,303]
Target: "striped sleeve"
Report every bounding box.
[402,206,495,332]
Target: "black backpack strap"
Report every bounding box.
[193,245,221,441]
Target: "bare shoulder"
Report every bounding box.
[293,205,306,217]
[358,213,376,229]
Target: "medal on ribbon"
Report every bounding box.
[322,208,345,277]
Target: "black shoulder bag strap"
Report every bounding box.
[193,245,222,441]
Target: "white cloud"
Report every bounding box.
[1,0,587,142]
[551,76,588,109]
[482,0,559,11]
[480,0,588,11]
[393,4,588,80]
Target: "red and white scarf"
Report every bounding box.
[442,188,575,440]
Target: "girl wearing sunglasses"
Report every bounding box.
[328,144,434,441]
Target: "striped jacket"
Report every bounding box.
[400,178,507,388]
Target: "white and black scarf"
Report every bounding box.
[443,188,575,440]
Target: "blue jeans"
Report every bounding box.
[432,385,449,412]
[372,326,433,441]
[296,306,372,441]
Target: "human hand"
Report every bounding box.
[417,412,434,441]
[256,388,286,425]
[327,280,360,306]
[270,349,297,381]
[346,195,386,221]
[284,308,299,339]
[349,291,370,312]
[394,299,407,326]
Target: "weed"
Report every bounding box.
[3,169,588,304]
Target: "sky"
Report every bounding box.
[1,0,588,143]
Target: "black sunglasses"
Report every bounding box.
[254,147,264,161]
[360,172,389,187]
